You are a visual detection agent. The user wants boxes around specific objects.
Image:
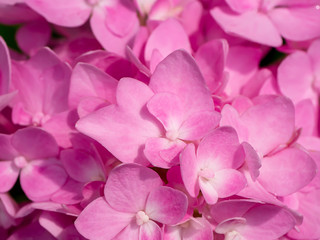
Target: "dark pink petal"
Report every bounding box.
[76,78,161,165]
[140,220,161,240]
[242,95,295,155]
[146,186,188,225]
[145,18,191,71]
[61,149,105,183]
[0,91,17,112]
[144,137,186,168]
[258,147,316,196]
[197,127,243,170]
[179,111,221,141]
[213,169,247,198]
[20,160,68,201]
[0,134,18,160]
[25,0,91,27]
[211,7,282,47]
[147,92,184,131]
[278,51,314,103]
[0,161,19,192]
[75,197,133,240]
[50,178,84,205]
[150,50,214,117]
[90,7,139,57]
[195,39,228,93]
[69,63,118,109]
[269,6,320,41]
[105,164,163,213]
[12,127,59,160]
[0,36,10,94]
[180,144,200,198]
[16,20,51,55]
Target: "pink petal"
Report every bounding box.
[69,63,118,109]
[25,0,91,27]
[12,127,59,160]
[146,186,188,225]
[211,7,282,47]
[241,95,295,155]
[0,161,19,192]
[0,36,10,94]
[145,18,191,69]
[140,220,161,240]
[258,147,317,196]
[75,197,133,240]
[104,164,163,213]
[213,169,247,198]
[179,111,221,141]
[149,50,214,117]
[20,160,68,201]
[239,205,296,239]
[0,91,17,112]
[308,39,320,77]
[144,137,186,168]
[16,19,51,55]
[0,134,18,160]
[197,127,244,170]
[195,39,228,93]
[114,221,140,240]
[90,6,139,57]
[199,178,219,204]
[180,144,200,198]
[225,0,259,13]
[215,217,247,234]
[50,178,84,205]
[77,97,110,118]
[269,6,320,41]
[76,78,161,165]
[241,142,261,181]
[147,92,184,131]
[278,51,314,103]
[61,149,105,183]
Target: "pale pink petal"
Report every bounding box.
[25,0,91,27]
[269,6,320,41]
[16,19,51,55]
[140,220,161,240]
[149,50,214,117]
[61,149,105,183]
[308,39,320,77]
[104,164,163,213]
[115,221,139,240]
[75,197,134,240]
[12,127,59,160]
[0,161,19,192]
[241,95,295,155]
[241,142,261,181]
[278,51,314,103]
[0,91,17,112]
[0,36,10,94]
[179,111,221,141]
[225,0,260,13]
[147,92,184,131]
[258,147,316,196]
[145,186,188,225]
[295,99,316,136]
[69,63,118,109]
[195,39,228,93]
[145,18,191,68]
[76,78,161,165]
[144,137,186,168]
[180,144,200,198]
[213,169,247,198]
[20,160,68,201]
[211,7,282,46]
[199,178,219,204]
[77,97,110,118]
[197,127,243,170]
[215,217,246,234]
[90,6,139,57]
[181,217,213,240]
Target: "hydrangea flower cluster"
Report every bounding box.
[0,0,320,239]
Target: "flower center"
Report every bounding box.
[32,112,50,126]
[166,130,179,141]
[136,211,149,226]
[13,156,28,169]
[225,230,243,240]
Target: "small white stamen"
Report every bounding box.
[13,156,28,169]
[136,211,149,226]
[166,130,179,141]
